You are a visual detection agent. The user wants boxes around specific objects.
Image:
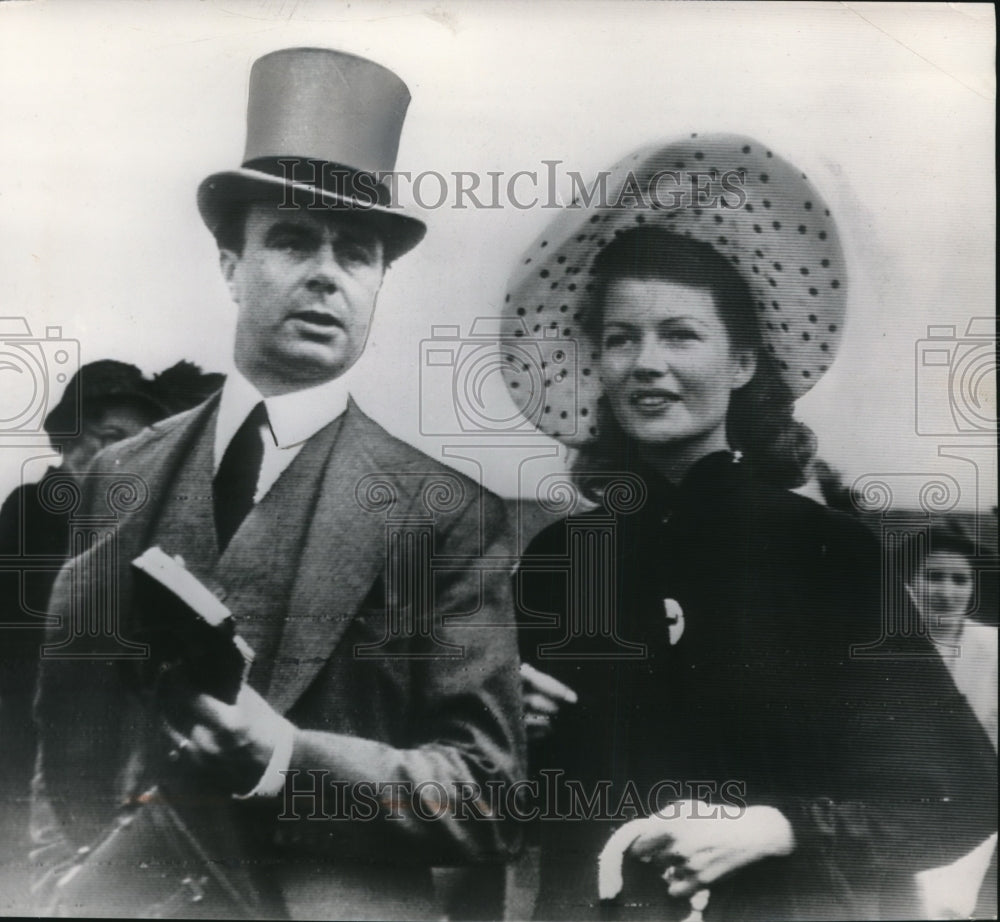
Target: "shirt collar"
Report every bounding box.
[214,367,352,467]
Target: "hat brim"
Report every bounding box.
[197,168,426,263]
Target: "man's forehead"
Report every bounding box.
[246,201,379,240]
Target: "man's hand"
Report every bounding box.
[162,682,293,795]
[520,663,578,741]
[599,801,796,900]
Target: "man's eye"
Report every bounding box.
[340,242,375,265]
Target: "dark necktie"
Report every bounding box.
[213,401,268,552]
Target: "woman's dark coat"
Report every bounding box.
[516,452,996,921]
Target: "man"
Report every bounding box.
[32,48,523,920]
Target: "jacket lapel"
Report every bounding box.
[267,403,416,714]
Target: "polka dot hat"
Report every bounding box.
[500,134,847,446]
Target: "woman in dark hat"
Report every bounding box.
[506,135,997,920]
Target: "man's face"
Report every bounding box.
[221,202,386,395]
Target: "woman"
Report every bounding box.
[503,135,997,920]
[903,520,997,920]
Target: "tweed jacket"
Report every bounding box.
[33,396,525,919]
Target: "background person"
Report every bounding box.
[0,359,216,910]
[903,519,997,919]
[507,135,997,920]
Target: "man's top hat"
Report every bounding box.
[197,47,426,262]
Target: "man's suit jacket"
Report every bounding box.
[33,396,525,919]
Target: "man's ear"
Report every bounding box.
[219,249,240,300]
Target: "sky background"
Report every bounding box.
[0,0,995,510]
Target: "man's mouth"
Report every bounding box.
[629,389,680,410]
[289,310,343,330]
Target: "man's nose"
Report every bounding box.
[305,243,341,294]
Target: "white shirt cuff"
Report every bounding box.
[233,718,295,799]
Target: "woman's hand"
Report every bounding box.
[599,800,796,900]
[520,662,578,741]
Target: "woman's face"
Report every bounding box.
[911,551,975,622]
[598,278,755,457]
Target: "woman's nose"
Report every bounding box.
[633,337,667,376]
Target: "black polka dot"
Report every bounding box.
[557,256,566,264]
[731,255,740,264]
[718,236,728,245]
[513,329,523,338]
[798,225,807,234]
[752,265,759,274]
[804,202,812,210]
[808,314,817,323]
[517,307,525,316]
[760,174,769,183]
[773,262,782,271]
[821,258,830,268]
[533,324,540,332]
[560,411,568,419]
[800,267,809,275]
[590,215,600,224]
[589,426,598,437]
[540,269,549,278]
[772,221,781,230]
[818,231,827,241]
[536,304,544,312]
[563,328,571,336]
[763,200,771,209]
[568,284,577,291]
[809,287,818,296]
[694,151,704,160]
[780,322,789,332]
[577,234,586,242]
[802,332,810,341]
[582,367,592,376]
[819,365,827,372]
[754,224,762,233]
[504,294,510,303]
[755,249,764,258]
[524,258,531,265]
[674,161,685,169]
[820,343,829,352]
[541,241,548,248]
[768,278,777,287]
[636,214,646,224]
[772,301,780,310]
[510,381,519,389]
[714,215,723,224]
[742,145,751,154]
[581,408,589,417]
[831,280,840,289]
[559,304,568,313]
[780,361,789,370]
[828,324,837,332]
[766,151,773,158]
[802,370,811,378]
[550,282,559,290]
[745,203,754,212]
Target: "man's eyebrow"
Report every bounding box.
[263,221,319,244]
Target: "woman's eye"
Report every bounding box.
[603,333,630,349]
[666,327,699,342]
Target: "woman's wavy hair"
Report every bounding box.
[573,226,816,499]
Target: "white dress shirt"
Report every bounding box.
[213,367,353,798]
[213,367,353,502]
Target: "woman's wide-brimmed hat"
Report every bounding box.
[499,133,847,446]
[197,47,426,263]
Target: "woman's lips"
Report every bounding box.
[629,389,680,410]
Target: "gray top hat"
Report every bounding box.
[197,47,426,262]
